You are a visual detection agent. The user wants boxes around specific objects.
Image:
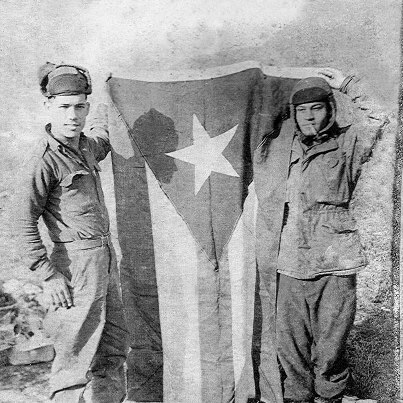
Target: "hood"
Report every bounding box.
[290,77,337,143]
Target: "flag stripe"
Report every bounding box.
[109,106,164,402]
[145,162,203,403]
[228,183,258,402]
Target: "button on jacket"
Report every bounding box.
[16,123,110,280]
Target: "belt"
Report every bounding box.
[53,233,112,251]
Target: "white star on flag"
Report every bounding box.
[166,114,239,194]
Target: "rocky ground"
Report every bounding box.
[0,280,52,402]
[0,362,50,403]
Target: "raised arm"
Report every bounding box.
[88,103,111,162]
[317,67,389,126]
[318,67,390,184]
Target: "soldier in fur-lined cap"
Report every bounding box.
[14,62,129,402]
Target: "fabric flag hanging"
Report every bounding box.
[106,61,318,403]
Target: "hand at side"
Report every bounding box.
[43,271,73,308]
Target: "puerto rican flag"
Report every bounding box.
[106,61,317,403]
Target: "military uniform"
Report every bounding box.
[15,64,129,402]
[254,76,388,402]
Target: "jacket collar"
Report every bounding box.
[45,123,87,151]
[301,137,339,169]
[45,123,62,152]
[45,123,91,169]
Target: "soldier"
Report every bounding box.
[14,63,129,402]
[254,68,388,403]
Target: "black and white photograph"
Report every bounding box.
[0,1,400,402]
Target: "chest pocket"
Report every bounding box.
[320,152,350,202]
[60,170,90,188]
[59,170,96,213]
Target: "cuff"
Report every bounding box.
[35,260,57,281]
[339,75,359,94]
[89,103,109,133]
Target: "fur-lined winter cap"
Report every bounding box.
[38,62,92,97]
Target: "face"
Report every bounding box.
[46,94,90,141]
[295,101,328,137]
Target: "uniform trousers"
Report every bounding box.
[44,239,129,403]
[276,274,356,401]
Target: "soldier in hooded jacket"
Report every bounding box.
[253,68,388,403]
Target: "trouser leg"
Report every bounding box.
[46,246,110,401]
[83,245,130,403]
[310,275,356,399]
[276,274,315,401]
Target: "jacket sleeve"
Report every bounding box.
[88,103,111,162]
[342,76,389,127]
[14,156,56,281]
[340,77,389,185]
